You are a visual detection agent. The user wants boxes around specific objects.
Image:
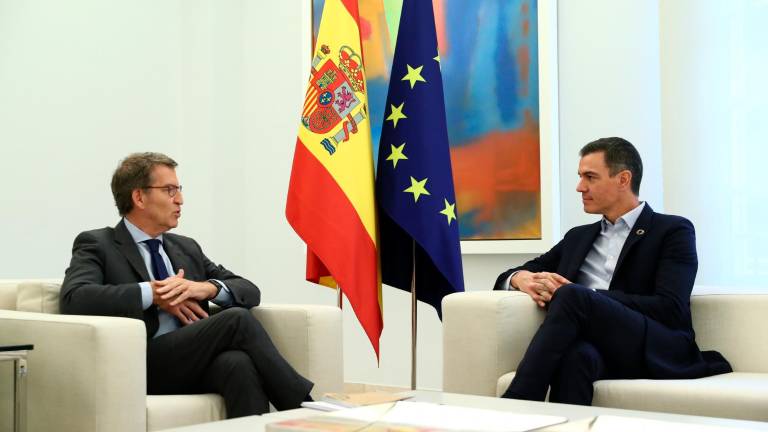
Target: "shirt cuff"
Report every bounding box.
[211,279,234,306]
[139,282,153,309]
[505,271,521,291]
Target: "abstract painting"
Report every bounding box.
[437,0,541,241]
[312,0,555,247]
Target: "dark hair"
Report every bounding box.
[111,152,177,216]
[579,137,643,195]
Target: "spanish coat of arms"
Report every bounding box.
[301,44,368,155]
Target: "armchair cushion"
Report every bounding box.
[146,394,226,431]
[690,294,768,373]
[251,304,343,399]
[16,280,62,314]
[443,291,544,397]
[0,280,17,310]
[497,371,768,420]
[591,372,768,420]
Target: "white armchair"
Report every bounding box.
[0,280,343,432]
[442,290,768,422]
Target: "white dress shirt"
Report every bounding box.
[575,202,645,290]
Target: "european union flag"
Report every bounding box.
[375,0,464,317]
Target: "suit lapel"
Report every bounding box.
[612,204,654,287]
[162,235,187,275]
[114,220,151,281]
[565,222,602,280]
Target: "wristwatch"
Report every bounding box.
[207,279,224,300]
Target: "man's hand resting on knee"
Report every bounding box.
[511,271,572,308]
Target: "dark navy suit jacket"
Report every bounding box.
[495,205,731,379]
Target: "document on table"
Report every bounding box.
[330,401,567,432]
[299,401,346,412]
[301,391,413,411]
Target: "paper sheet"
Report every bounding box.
[331,401,567,432]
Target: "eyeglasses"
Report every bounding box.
[144,185,183,197]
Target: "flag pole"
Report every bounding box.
[337,285,343,309]
[411,240,417,390]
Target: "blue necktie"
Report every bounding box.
[144,239,169,280]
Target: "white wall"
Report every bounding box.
[0,0,338,329]
[660,0,768,290]
[558,0,663,230]
[4,0,750,392]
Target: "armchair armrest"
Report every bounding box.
[442,291,545,396]
[0,310,147,432]
[250,304,342,399]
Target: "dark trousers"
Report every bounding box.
[502,284,648,405]
[146,307,313,417]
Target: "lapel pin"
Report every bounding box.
[636,229,645,235]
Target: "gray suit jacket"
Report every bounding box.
[61,219,260,337]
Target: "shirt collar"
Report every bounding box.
[601,202,646,231]
[123,217,164,244]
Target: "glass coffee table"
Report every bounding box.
[0,344,33,432]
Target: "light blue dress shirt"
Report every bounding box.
[575,202,645,290]
[504,202,646,291]
[123,218,234,337]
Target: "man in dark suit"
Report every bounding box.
[495,137,730,405]
[61,152,313,417]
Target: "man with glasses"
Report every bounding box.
[61,152,313,417]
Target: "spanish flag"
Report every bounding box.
[286,0,382,357]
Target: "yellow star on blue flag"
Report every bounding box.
[402,64,426,89]
[403,176,430,202]
[439,199,457,225]
[386,102,407,128]
[386,143,408,168]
